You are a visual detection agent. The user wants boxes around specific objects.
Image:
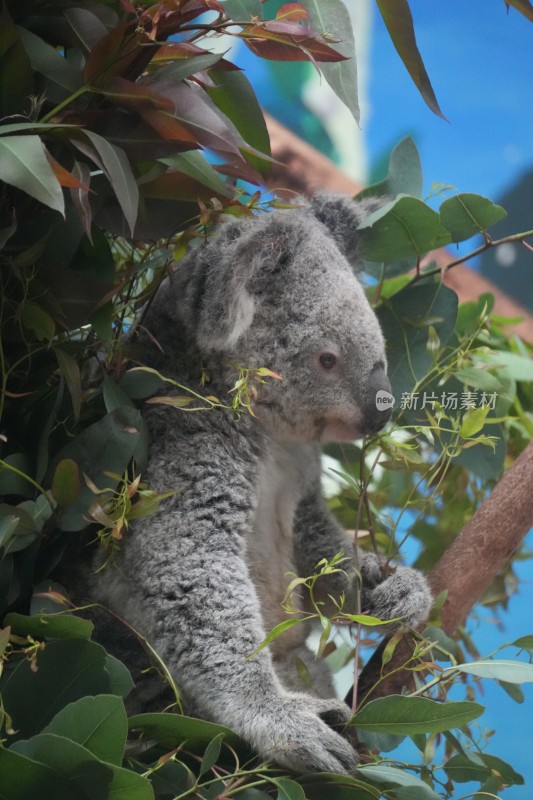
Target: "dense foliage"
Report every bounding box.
[1,1,533,799]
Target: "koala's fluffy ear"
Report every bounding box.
[310,191,382,266]
[194,217,299,353]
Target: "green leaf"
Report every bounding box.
[480,351,533,381]
[444,752,524,786]
[103,654,135,699]
[300,0,359,123]
[199,732,225,777]
[4,611,93,641]
[498,679,525,704]
[206,69,271,169]
[43,695,128,766]
[13,732,153,800]
[460,404,490,439]
[0,746,81,800]
[54,348,82,421]
[512,635,533,651]
[51,458,81,507]
[358,196,451,262]
[51,406,148,532]
[223,0,263,20]
[439,193,507,242]
[12,734,113,799]
[0,504,37,554]
[159,151,231,195]
[351,695,484,735]
[1,639,119,739]
[272,777,307,800]
[0,453,33,497]
[375,0,446,119]
[453,367,503,393]
[450,659,533,684]
[249,618,303,656]
[357,764,441,799]
[128,712,241,752]
[102,374,135,413]
[0,5,34,117]
[18,27,82,99]
[154,50,226,84]
[20,302,56,341]
[358,136,423,201]
[298,772,380,800]
[75,131,138,236]
[0,136,64,215]
[120,368,166,400]
[377,277,458,398]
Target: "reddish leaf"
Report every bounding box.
[141,172,227,201]
[151,42,239,71]
[45,153,90,191]
[214,158,263,186]
[276,3,309,22]
[138,108,199,145]
[375,0,446,119]
[101,76,175,111]
[240,23,347,62]
[141,81,246,157]
[84,22,139,83]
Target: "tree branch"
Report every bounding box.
[355,440,533,703]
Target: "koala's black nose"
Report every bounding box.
[361,365,394,434]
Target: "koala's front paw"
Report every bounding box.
[252,694,358,774]
[360,553,432,629]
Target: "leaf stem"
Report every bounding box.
[412,229,533,284]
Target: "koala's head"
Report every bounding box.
[176,193,392,443]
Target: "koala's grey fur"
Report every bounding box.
[91,193,432,774]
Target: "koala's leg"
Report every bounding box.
[93,430,358,776]
[293,492,357,615]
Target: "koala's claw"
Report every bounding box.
[361,559,433,629]
[255,694,358,775]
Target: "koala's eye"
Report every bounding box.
[319,351,338,371]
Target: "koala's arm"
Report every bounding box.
[293,467,432,628]
[95,422,358,775]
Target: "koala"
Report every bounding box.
[90,193,432,774]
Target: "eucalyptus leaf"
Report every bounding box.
[358,137,422,201]
[351,695,484,735]
[1,639,117,738]
[128,712,241,752]
[4,611,93,641]
[449,659,533,684]
[0,136,64,215]
[43,695,128,766]
[440,193,507,242]
[358,196,451,262]
[358,764,441,799]
[300,0,359,123]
